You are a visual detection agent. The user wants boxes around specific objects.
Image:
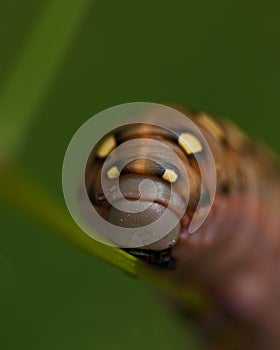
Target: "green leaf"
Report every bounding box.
[0,166,210,314]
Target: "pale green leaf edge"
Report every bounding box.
[0,165,210,314]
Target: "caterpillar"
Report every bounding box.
[64,103,280,350]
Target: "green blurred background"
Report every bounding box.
[0,0,280,349]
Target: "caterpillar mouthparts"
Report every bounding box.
[107,174,182,251]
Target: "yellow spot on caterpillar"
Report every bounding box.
[178,133,203,155]
[107,166,120,179]
[196,113,224,141]
[162,169,178,183]
[96,135,116,158]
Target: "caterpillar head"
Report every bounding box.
[85,125,190,251]
[62,103,216,268]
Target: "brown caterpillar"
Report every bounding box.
[84,108,280,350]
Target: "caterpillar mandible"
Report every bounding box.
[63,103,280,350]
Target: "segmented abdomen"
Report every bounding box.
[85,106,280,349]
[170,112,280,350]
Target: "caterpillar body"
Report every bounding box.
[84,107,280,350]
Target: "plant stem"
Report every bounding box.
[0,165,210,314]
